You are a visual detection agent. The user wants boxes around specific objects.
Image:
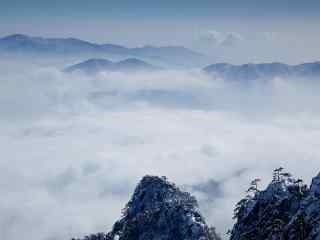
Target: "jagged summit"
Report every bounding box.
[107,175,217,240]
[124,175,198,216]
[72,172,320,240]
[310,173,320,196]
[231,169,320,240]
[73,175,220,240]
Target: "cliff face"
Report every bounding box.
[286,174,320,240]
[72,172,320,240]
[73,176,220,240]
[231,172,320,240]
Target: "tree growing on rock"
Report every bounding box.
[233,178,261,220]
[272,167,284,182]
[248,178,261,194]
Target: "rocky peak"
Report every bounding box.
[123,175,198,217]
[230,169,320,240]
[73,175,220,240]
[259,180,290,200]
[107,175,217,240]
[310,172,320,196]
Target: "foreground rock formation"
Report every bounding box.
[72,171,320,240]
[231,170,320,240]
[73,176,220,240]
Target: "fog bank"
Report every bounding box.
[1,63,320,239]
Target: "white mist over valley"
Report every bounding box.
[1,50,320,239]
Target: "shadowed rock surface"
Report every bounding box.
[72,176,220,240]
[231,171,320,240]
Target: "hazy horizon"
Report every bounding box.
[1,0,320,64]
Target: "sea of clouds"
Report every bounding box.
[1,61,320,239]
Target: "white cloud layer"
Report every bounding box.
[1,62,320,239]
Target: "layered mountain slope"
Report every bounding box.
[204,62,320,81]
[65,58,160,74]
[0,34,103,54]
[231,171,320,240]
[73,176,220,240]
[0,34,207,67]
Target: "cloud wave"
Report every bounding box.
[1,62,320,239]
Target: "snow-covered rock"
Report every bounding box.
[231,172,320,240]
[73,176,220,240]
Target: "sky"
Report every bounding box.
[1,0,320,18]
[1,0,320,63]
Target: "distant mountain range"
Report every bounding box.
[0,34,208,67]
[204,62,320,81]
[65,58,160,74]
[2,34,320,74]
[67,58,320,79]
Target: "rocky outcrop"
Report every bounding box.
[286,173,320,240]
[73,176,220,240]
[72,171,320,240]
[231,171,320,240]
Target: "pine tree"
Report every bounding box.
[294,179,305,197]
[247,178,261,196]
[273,167,284,182]
[233,197,250,220]
[296,214,306,240]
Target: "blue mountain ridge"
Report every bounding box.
[64,58,160,73]
[204,62,320,81]
[0,34,207,67]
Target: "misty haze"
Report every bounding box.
[1,2,320,240]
